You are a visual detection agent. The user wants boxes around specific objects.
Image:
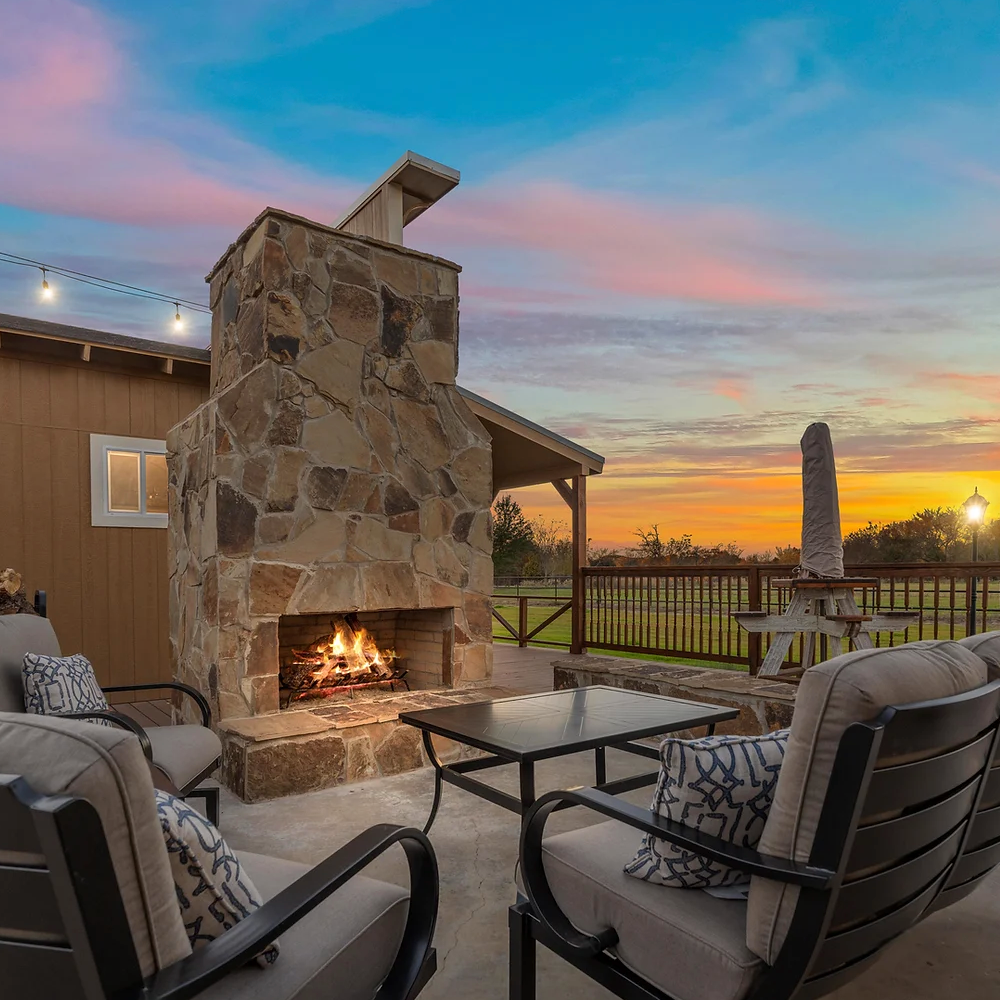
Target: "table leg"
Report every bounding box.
[420,730,445,834]
[706,724,716,737]
[519,761,536,812]
[595,745,607,786]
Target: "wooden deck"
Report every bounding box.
[114,646,561,727]
[115,698,173,728]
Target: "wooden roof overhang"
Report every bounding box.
[0,313,210,384]
[458,387,604,491]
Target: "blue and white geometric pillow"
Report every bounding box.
[624,729,790,888]
[154,791,279,968]
[22,652,113,725]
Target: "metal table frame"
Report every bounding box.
[402,690,738,833]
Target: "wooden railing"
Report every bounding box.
[581,563,1000,673]
[492,595,573,648]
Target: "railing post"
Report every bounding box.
[747,566,762,675]
[518,596,529,647]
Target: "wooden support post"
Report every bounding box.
[551,474,588,654]
[747,566,762,675]
[518,596,529,648]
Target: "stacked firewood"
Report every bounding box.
[0,569,37,616]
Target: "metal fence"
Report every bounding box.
[580,564,1000,672]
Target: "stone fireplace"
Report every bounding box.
[167,207,495,798]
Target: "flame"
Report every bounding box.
[291,621,396,687]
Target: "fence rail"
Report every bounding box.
[578,563,1000,672]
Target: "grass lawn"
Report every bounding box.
[492,592,999,672]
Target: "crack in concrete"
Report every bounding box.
[437,811,492,972]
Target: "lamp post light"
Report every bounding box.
[963,488,989,636]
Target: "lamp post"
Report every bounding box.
[963,488,989,636]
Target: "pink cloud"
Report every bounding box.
[913,371,1000,400]
[421,182,824,307]
[0,0,349,228]
[713,378,748,404]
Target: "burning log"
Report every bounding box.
[281,614,401,692]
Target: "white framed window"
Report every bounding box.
[90,434,169,528]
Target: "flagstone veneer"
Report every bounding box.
[168,208,494,728]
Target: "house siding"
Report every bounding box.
[0,351,207,695]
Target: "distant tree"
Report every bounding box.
[491,494,534,574]
[588,546,621,567]
[633,524,666,561]
[843,507,968,564]
[529,516,572,576]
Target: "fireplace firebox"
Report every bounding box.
[278,608,454,707]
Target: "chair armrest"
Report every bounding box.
[519,787,836,960]
[61,711,153,761]
[102,681,211,728]
[146,823,438,1000]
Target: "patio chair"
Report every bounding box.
[0,612,223,824]
[511,640,1000,1000]
[924,631,1000,911]
[0,711,438,1000]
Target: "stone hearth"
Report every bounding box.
[220,686,512,802]
[167,207,494,798]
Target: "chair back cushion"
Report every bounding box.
[0,614,61,713]
[0,712,190,977]
[958,632,1000,680]
[746,640,987,964]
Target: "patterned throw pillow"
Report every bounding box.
[625,729,789,888]
[22,652,113,724]
[155,791,278,968]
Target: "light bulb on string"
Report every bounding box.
[40,267,53,301]
[172,303,184,334]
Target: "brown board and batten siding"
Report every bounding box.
[0,317,209,695]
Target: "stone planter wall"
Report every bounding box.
[552,655,797,737]
[167,208,494,730]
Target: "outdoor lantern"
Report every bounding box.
[963,488,989,528]
[963,487,989,636]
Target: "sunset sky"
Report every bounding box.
[2,1,999,551]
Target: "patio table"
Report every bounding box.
[399,685,738,833]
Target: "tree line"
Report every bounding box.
[491,494,1000,573]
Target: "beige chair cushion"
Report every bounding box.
[0,711,190,977]
[531,819,763,1000]
[746,640,987,964]
[0,614,61,712]
[958,632,1000,681]
[147,725,223,792]
[201,852,409,1000]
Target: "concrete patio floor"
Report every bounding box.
[215,645,999,999]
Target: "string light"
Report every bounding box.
[0,251,211,316]
[173,303,184,334]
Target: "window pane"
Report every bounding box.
[108,451,141,512]
[145,453,168,514]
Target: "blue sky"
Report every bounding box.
[2,0,999,547]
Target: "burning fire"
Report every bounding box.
[287,617,398,690]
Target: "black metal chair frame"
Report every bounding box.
[0,773,439,1000]
[32,590,221,823]
[511,680,1000,1000]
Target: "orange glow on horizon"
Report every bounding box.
[505,471,1000,554]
